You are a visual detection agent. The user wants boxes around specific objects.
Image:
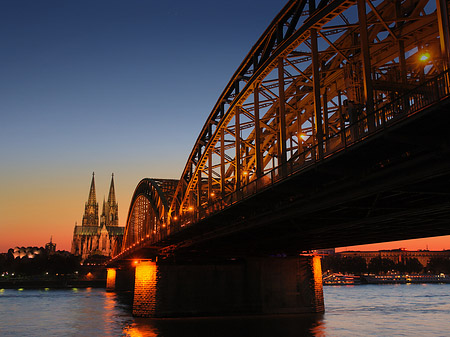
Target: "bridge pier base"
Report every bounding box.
[106,268,116,291]
[106,267,135,292]
[131,255,324,317]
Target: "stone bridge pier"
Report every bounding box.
[107,255,324,317]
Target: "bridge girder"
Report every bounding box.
[169,0,449,220]
[113,0,450,260]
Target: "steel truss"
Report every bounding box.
[117,0,450,258]
[121,178,177,252]
[170,0,449,221]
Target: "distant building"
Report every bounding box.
[314,248,336,256]
[45,236,56,254]
[339,249,450,267]
[8,238,57,258]
[71,173,124,260]
[10,247,43,259]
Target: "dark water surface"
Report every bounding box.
[0,284,449,336]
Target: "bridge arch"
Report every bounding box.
[168,0,449,227]
[111,0,450,261]
[122,178,178,252]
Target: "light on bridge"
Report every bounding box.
[419,51,430,62]
[210,192,215,197]
[300,133,309,141]
[173,216,178,220]
[188,206,194,212]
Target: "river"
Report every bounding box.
[0,284,449,336]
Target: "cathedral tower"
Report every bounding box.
[106,173,119,226]
[72,173,124,259]
[82,172,99,226]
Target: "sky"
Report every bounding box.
[1,0,449,253]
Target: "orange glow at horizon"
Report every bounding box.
[336,235,450,252]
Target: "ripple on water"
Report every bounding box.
[0,284,449,336]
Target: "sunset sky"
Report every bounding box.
[1,0,449,253]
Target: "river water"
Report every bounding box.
[0,284,449,336]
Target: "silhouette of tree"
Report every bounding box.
[368,257,396,274]
[426,257,450,274]
[395,258,423,274]
[322,255,367,274]
[1,251,81,276]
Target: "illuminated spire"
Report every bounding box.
[82,172,99,226]
[87,172,97,205]
[106,173,119,226]
[107,173,116,205]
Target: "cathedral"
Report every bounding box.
[71,173,124,260]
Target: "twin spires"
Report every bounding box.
[83,173,118,227]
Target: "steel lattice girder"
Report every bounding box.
[122,178,177,252]
[168,0,448,220]
[115,0,450,260]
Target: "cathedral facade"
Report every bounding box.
[71,173,124,260]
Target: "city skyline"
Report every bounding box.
[1,0,449,253]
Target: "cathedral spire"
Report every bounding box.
[82,172,99,226]
[106,173,119,226]
[88,172,97,205]
[108,173,116,205]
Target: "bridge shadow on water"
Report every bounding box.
[123,314,326,337]
[114,291,326,337]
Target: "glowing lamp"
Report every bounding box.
[174,216,178,220]
[300,133,309,141]
[134,260,139,265]
[419,52,430,62]
[243,171,249,176]
[188,206,194,211]
[210,192,215,197]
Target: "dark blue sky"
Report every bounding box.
[0,0,285,250]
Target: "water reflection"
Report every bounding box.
[122,314,325,337]
[1,285,448,336]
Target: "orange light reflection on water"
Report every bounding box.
[122,323,158,337]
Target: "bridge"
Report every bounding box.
[107,0,450,318]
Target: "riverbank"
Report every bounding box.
[323,273,450,285]
[0,278,106,289]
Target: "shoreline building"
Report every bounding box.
[71,173,124,260]
[338,248,450,267]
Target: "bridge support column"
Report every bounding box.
[130,255,324,317]
[251,255,324,314]
[132,261,157,317]
[106,268,116,291]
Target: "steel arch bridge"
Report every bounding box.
[120,178,178,255]
[117,0,450,259]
